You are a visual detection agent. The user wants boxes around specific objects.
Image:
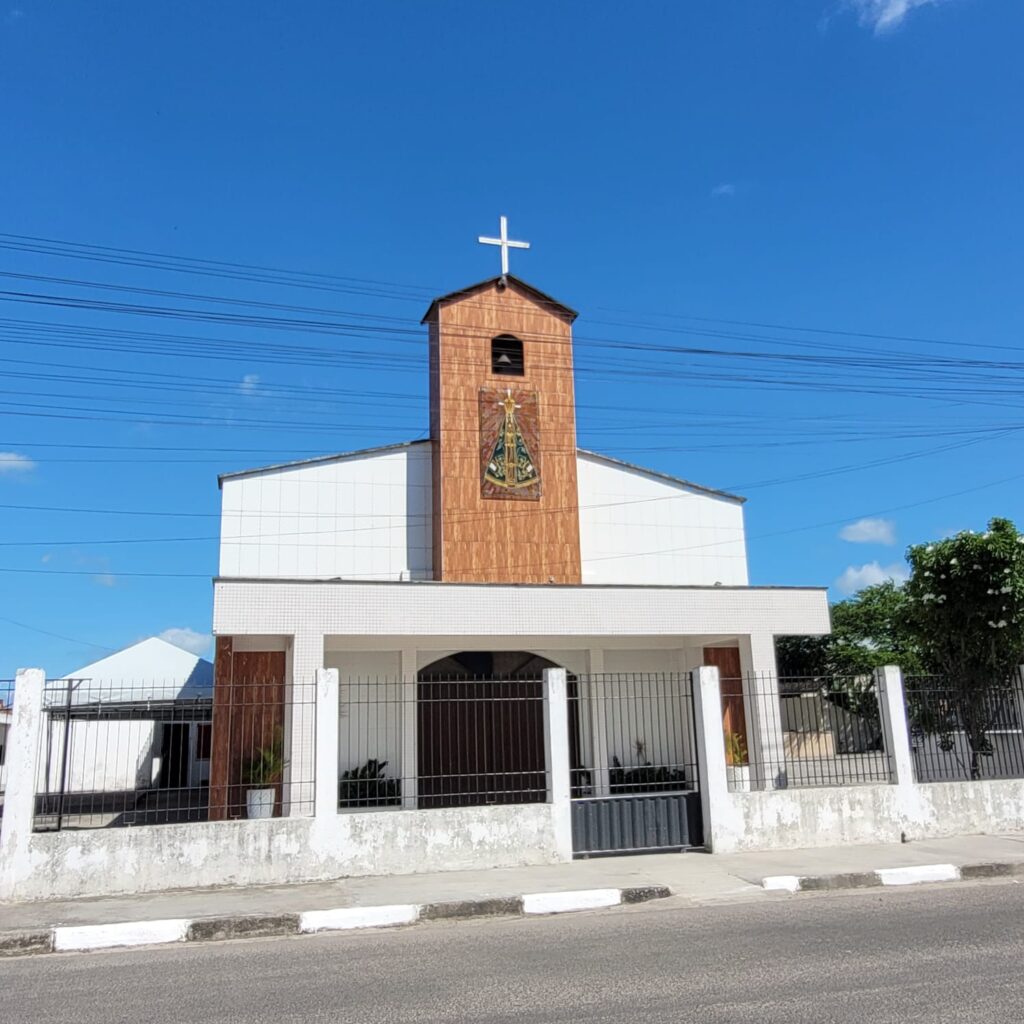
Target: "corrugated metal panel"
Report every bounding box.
[571,793,703,855]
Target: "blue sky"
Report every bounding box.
[1,0,1022,675]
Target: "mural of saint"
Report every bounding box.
[479,388,542,500]
[484,390,540,489]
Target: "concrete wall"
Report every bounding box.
[577,452,748,586]
[219,443,433,581]
[2,803,562,902]
[710,778,1024,852]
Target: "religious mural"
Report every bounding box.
[479,387,542,500]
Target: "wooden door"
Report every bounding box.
[703,647,748,765]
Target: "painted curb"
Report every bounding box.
[53,918,191,953]
[0,884,673,958]
[761,860,1024,894]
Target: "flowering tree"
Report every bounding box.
[904,517,1024,778]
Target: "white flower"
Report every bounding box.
[927,545,936,552]
[937,595,947,602]
[998,620,1008,628]
[973,564,982,570]
[950,558,959,565]
[1001,586,1012,594]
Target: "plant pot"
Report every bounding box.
[726,764,751,793]
[246,787,276,819]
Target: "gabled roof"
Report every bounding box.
[57,636,214,702]
[577,449,745,504]
[421,274,578,325]
[218,440,431,486]
[217,439,743,502]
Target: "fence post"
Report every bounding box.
[542,667,573,862]
[874,665,915,786]
[0,668,45,900]
[314,668,339,819]
[690,665,735,852]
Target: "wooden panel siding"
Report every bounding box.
[703,646,749,765]
[427,279,582,583]
[208,638,286,820]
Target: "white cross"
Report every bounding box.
[478,215,530,277]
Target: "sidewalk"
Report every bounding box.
[3,833,1024,955]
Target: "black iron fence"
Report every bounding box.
[339,676,549,811]
[566,674,699,799]
[33,676,316,831]
[903,674,1024,783]
[734,674,893,791]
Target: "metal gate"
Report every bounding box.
[568,673,704,856]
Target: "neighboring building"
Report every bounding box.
[210,269,829,820]
[36,637,213,827]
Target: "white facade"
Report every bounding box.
[218,443,748,587]
[577,451,747,586]
[219,442,433,581]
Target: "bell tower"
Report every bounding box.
[423,270,582,584]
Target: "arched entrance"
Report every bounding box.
[417,652,567,809]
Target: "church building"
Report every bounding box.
[209,220,829,828]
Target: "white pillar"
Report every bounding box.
[0,668,45,900]
[286,632,323,816]
[543,667,573,861]
[874,665,915,787]
[690,665,733,852]
[586,648,611,797]
[314,668,340,818]
[740,633,788,790]
[400,647,418,809]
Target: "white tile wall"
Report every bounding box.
[213,579,829,640]
[219,445,433,581]
[577,453,748,586]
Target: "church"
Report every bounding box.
[209,219,829,835]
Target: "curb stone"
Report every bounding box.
[761,860,1024,894]
[0,885,671,959]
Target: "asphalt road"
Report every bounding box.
[3,882,1024,1023]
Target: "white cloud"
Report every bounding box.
[239,373,261,396]
[0,451,36,474]
[839,517,896,545]
[159,627,213,657]
[711,183,736,198]
[846,0,947,33]
[835,561,909,595]
[93,573,117,588]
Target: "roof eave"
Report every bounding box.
[421,274,578,324]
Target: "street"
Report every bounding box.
[3,882,1024,1023]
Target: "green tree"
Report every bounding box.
[903,517,1024,778]
[776,580,921,678]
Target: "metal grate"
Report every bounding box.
[33,676,316,831]
[339,675,550,811]
[904,674,1024,783]
[735,674,894,791]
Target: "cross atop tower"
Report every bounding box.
[477,215,530,277]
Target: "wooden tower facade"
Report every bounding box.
[423,275,582,584]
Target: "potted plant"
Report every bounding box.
[338,758,401,809]
[241,729,287,819]
[724,731,751,792]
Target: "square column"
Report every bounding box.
[543,668,573,861]
[285,632,323,815]
[0,669,45,900]
[400,647,418,809]
[739,632,788,790]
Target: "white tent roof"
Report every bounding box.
[56,636,213,704]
